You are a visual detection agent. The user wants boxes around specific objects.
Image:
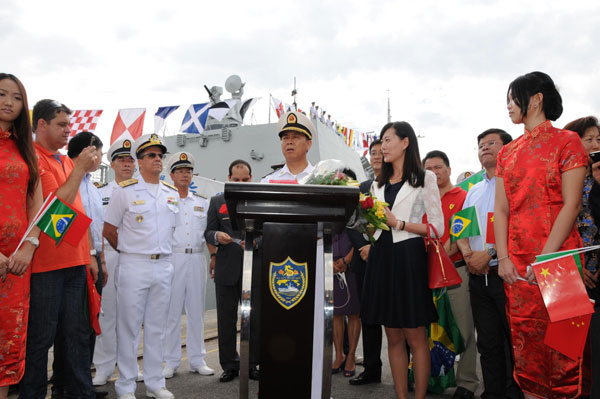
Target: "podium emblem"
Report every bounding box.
[269,257,308,310]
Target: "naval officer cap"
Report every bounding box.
[167,151,195,173]
[132,133,167,159]
[107,138,133,161]
[278,111,315,140]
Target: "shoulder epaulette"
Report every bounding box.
[161,181,178,191]
[262,167,283,179]
[94,182,108,188]
[193,192,207,199]
[119,178,138,187]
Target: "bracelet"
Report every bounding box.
[395,220,401,231]
[498,255,510,262]
[210,253,217,258]
[342,258,348,266]
[401,220,406,231]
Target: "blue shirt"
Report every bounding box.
[462,172,497,267]
[80,174,104,252]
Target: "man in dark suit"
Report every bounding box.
[205,159,260,383]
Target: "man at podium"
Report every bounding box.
[261,111,315,184]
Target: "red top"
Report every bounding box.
[497,120,587,270]
[32,142,90,273]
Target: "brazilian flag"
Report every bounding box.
[35,197,77,246]
[456,170,484,192]
[410,288,465,393]
[449,206,480,242]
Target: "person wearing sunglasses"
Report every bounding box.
[103,134,181,399]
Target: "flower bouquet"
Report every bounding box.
[300,160,389,244]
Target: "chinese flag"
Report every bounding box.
[544,312,592,360]
[486,212,495,244]
[86,266,102,335]
[532,255,594,322]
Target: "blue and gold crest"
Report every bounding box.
[269,257,308,310]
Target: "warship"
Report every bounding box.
[157,75,372,194]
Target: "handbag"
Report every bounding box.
[426,223,462,289]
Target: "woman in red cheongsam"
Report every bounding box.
[495,71,589,399]
[0,73,42,399]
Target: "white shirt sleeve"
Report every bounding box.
[103,186,126,227]
[422,171,445,237]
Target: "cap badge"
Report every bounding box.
[149,134,161,145]
[287,113,297,124]
[180,153,188,161]
[123,140,131,149]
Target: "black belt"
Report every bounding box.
[454,260,466,268]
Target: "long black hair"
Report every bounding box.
[378,121,425,188]
[0,73,38,197]
[507,71,563,121]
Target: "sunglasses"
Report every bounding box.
[141,152,165,160]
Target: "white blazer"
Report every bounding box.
[370,170,444,243]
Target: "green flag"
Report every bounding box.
[410,289,465,393]
[449,206,480,242]
[35,197,77,246]
[456,170,484,192]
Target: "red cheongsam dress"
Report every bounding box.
[496,120,589,398]
[0,128,31,386]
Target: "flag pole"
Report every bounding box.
[10,193,55,257]
[268,94,272,124]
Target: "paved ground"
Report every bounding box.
[9,309,483,398]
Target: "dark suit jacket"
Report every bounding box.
[347,179,373,278]
[205,194,245,286]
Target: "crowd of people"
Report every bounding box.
[1,70,599,399]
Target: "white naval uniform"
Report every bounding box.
[163,192,209,371]
[104,178,180,396]
[260,163,314,184]
[93,180,119,379]
[261,163,325,399]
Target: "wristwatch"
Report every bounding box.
[487,247,497,260]
[90,249,97,256]
[25,237,39,248]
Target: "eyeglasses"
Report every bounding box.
[141,153,165,160]
[478,140,497,150]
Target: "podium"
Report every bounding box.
[224,182,359,399]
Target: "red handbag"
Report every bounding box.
[426,223,462,289]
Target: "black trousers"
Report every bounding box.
[469,271,522,399]
[215,279,260,371]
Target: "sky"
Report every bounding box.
[3,0,600,179]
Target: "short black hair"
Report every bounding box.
[369,138,382,152]
[229,159,252,176]
[564,116,600,138]
[507,71,563,121]
[477,128,512,145]
[422,150,450,167]
[32,99,71,132]
[67,131,103,159]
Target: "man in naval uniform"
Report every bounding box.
[261,112,326,399]
[162,152,215,379]
[261,111,314,184]
[103,134,180,399]
[92,138,143,386]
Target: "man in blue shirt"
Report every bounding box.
[457,129,522,399]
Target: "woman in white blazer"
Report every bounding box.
[361,121,444,399]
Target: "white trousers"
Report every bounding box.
[163,252,208,369]
[93,247,118,378]
[115,254,173,395]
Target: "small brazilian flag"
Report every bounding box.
[35,197,77,246]
[456,170,484,192]
[449,206,480,242]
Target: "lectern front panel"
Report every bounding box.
[259,222,317,398]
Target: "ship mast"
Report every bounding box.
[387,89,391,123]
[292,77,298,111]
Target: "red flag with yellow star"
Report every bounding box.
[544,312,592,360]
[486,212,495,244]
[531,255,594,322]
